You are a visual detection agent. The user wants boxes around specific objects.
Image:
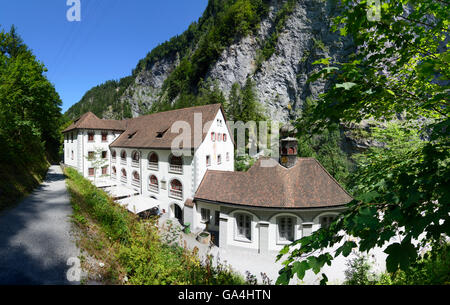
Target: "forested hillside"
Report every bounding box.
[0,26,63,210]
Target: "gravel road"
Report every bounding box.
[0,165,80,285]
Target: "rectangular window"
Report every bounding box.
[88,168,94,176]
[88,151,94,160]
[237,214,251,240]
[101,166,108,175]
[88,132,94,142]
[278,217,294,242]
[206,155,211,167]
[101,132,108,142]
[211,132,215,142]
[101,151,107,159]
[217,154,222,165]
[201,208,210,223]
[226,152,230,162]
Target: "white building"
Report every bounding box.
[62,104,353,254]
[63,104,234,223]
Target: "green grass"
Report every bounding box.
[64,167,247,285]
[0,158,49,213]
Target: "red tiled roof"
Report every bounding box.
[194,157,353,209]
[110,103,225,150]
[62,112,126,133]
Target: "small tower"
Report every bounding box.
[279,123,298,168]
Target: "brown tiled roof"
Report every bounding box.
[184,198,194,208]
[62,112,126,133]
[110,103,225,149]
[194,157,353,209]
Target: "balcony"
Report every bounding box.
[169,189,183,200]
[148,162,158,171]
[132,179,140,187]
[169,164,183,174]
[148,184,159,194]
[132,160,140,168]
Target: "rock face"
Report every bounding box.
[120,55,179,117]
[120,0,352,122]
[208,0,351,122]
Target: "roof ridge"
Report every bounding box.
[310,158,354,199]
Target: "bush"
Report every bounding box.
[65,167,247,285]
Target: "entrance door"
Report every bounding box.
[173,204,183,224]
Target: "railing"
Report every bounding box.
[120,176,127,184]
[149,184,159,193]
[148,162,158,171]
[111,173,116,179]
[120,158,127,165]
[112,157,116,162]
[169,164,183,174]
[132,179,140,187]
[132,160,140,168]
[169,189,183,199]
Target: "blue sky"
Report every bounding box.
[0,0,208,113]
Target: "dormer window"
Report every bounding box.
[101,132,108,142]
[156,127,169,138]
[128,131,137,139]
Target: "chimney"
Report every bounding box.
[279,123,298,168]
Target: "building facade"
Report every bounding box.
[62,104,234,222]
[63,105,353,253]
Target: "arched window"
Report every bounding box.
[277,216,295,242]
[112,166,116,176]
[149,175,158,193]
[121,168,127,177]
[148,152,159,170]
[169,179,183,199]
[131,151,140,167]
[288,147,297,155]
[132,171,140,186]
[169,154,183,174]
[223,134,227,142]
[282,147,287,155]
[211,132,216,142]
[236,213,251,241]
[111,150,116,160]
[120,150,127,164]
[320,215,336,229]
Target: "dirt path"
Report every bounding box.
[0,165,80,284]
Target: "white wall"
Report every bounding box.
[194,109,234,192]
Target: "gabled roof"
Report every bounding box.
[62,112,126,133]
[110,103,225,150]
[194,157,353,209]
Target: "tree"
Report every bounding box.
[276,0,449,284]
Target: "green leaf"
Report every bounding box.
[292,261,309,280]
[335,82,357,90]
[384,241,418,273]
